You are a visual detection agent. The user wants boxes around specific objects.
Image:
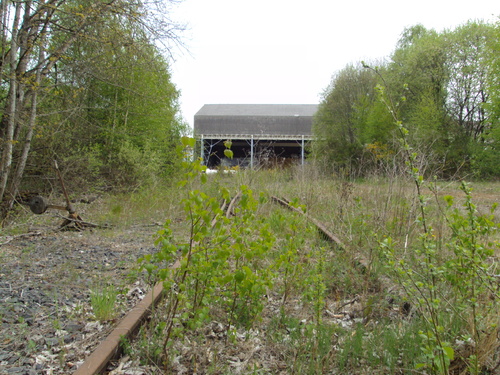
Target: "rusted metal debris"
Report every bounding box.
[26,160,95,230]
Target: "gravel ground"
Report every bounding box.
[0,223,160,374]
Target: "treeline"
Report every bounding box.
[0,0,186,214]
[312,21,500,179]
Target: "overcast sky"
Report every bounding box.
[169,0,498,128]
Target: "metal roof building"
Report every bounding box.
[194,104,318,168]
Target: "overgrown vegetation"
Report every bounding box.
[120,138,499,374]
[1,137,497,373]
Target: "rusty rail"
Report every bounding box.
[73,283,164,375]
[271,196,344,248]
[270,195,397,294]
[73,194,241,375]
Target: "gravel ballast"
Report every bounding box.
[0,227,158,374]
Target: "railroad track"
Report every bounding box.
[73,194,241,375]
[74,194,397,374]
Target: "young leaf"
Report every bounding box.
[181,136,196,148]
[442,346,454,361]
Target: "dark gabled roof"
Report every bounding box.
[194,104,318,140]
[195,104,318,117]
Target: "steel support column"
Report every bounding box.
[200,135,204,164]
[301,135,305,166]
[250,135,254,169]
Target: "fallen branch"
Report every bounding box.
[54,213,109,230]
[0,231,43,245]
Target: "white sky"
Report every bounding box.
[169,0,498,128]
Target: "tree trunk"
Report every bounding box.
[0,2,21,203]
[5,19,48,211]
[0,1,98,209]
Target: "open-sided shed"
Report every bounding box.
[194,104,318,168]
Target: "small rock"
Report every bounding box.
[5,366,27,374]
[7,355,20,364]
[44,337,59,346]
[63,334,75,344]
[64,322,84,333]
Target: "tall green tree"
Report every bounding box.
[0,0,185,215]
[387,25,452,168]
[48,23,184,187]
[389,22,495,176]
[476,18,500,177]
[443,21,493,140]
[442,21,494,176]
[312,63,381,174]
[486,19,500,123]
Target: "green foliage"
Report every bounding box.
[486,19,500,123]
[268,314,338,375]
[4,152,499,373]
[338,321,424,373]
[363,95,396,144]
[443,22,493,139]
[271,210,307,306]
[90,285,118,321]
[313,21,498,178]
[137,138,276,366]
[62,42,183,188]
[312,63,380,175]
[470,141,500,178]
[5,0,186,196]
[476,20,500,178]
[115,135,499,374]
[378,93,499,373]
[302,246,327,326]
